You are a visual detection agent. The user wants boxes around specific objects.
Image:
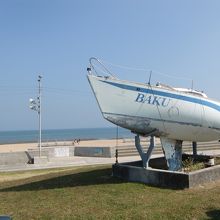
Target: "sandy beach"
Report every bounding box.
[0,137,163,153]
[0,138,137,153]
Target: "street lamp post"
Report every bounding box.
[29,75,42,157]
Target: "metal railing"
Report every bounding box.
[88,57,116,77]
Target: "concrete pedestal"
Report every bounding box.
[112,156,220,189]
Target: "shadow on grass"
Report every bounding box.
[0,168,125,192]
[206,210,220,220]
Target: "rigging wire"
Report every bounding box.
[92,63,117,76]
[100,59,193,84]
[100,59,150,71]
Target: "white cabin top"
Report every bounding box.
[156,82,208,98]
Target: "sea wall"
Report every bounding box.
[74,146,115,158]
[0,151,32,165]
[0,147,75,166]
[0,146,114,166]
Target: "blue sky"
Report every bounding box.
[1,0,220,131]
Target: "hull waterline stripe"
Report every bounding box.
[101,80,220,112]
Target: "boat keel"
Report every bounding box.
[160,137,183,171]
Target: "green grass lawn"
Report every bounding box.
[0,165,220,220]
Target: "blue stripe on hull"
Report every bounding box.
[101,80,220,112]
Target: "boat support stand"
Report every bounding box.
[193,141,197,158]
[135,135,155,168]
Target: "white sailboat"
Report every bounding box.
[87,57,220,170]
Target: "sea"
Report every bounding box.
[0,127,134,144]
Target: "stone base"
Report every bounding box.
[112,156,220,189]
[33,156,48,164]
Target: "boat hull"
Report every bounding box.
[88,75,220,142]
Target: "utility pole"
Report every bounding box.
[29,75,42,157]
[38,75,42,157]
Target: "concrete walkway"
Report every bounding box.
[0,149,220,172]
[0,155,142,172]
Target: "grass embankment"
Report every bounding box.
[0,165,220,220]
